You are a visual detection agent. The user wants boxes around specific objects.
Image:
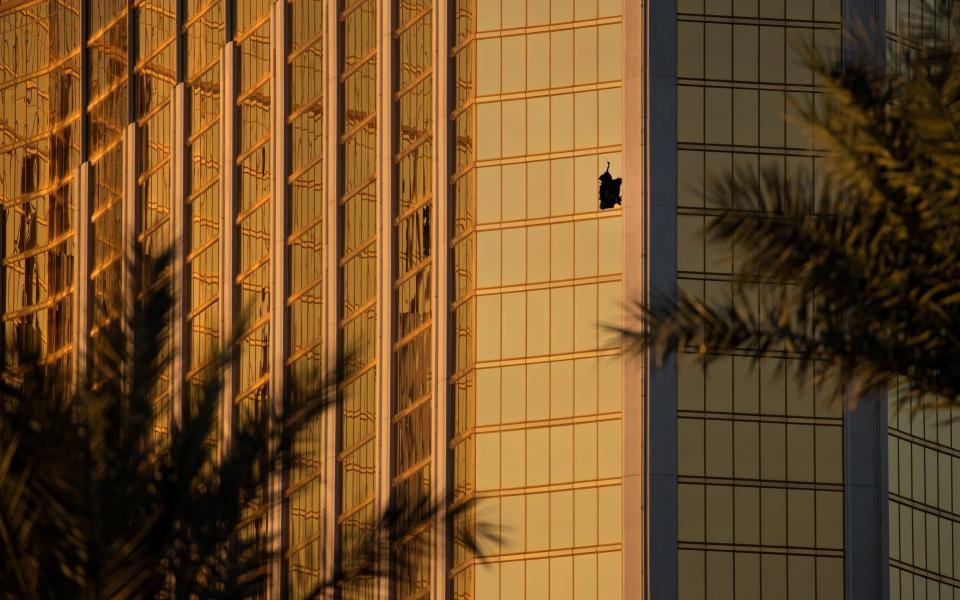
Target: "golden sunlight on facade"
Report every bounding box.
[0,0,913,598]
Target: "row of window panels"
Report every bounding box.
[890,439,960,514]
[290,47,323,105]
[2,301,72,351]
[477,0,621,32]
[678,86,825,149]
[475,357,621,427]
[891,565,960,600]
[289,0,323,48]
[475,420,621,490]
[4,260,75,316]
[0,70,81,142]
[681,0,840,19]
[885,0,945,38]
[0,14,80,82]
[472,551,621,600]
[136,6,176,71]
[3,197,75,254]
[476,153,622,223]
[88,101,129,158]
[475,282,621,362]
[677,278,828,354]
[678,22,840,85]
[475,90,622,161]
[0,132,81,199]
[476,25,622,97]
[475,486,621,554]
[184,11,224,79]
[891,500,960,582]
[677,354,843,418]
[677,150,831,210]
[288,202,323,274]
[476,219,622,288]
[235,0,271,38]
[680,483,843,548]
[137,108,173,174]
[396,12,431,88]
[341,0,376,67]
[679,417,843,483]
[88,34,129,107]
[889,391,960,445]
[679,550,843,600]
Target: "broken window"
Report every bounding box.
[598,162,622,210]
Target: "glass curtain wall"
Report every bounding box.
[88,0,128,371]
[285,0,327,594]
[676,0,845,598]
[885,2,960,597]
[0,0,80,383]
[449,0,478,597]
[134,0,176,439]
[393,0,434,598]
[462,1,626,599]
[234,1,274,593]
[337,0,379,597]
[183,0,223,417]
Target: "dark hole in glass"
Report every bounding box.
[598,162,622,210]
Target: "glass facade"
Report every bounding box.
[0,0,80,382]
[462,1,625,599]
[1,0,928,598]
[885,4,960,598]
[286,0,326,595]
[393,0,434,598]
[336,0,378,597]
[135,0,176,437]
[676,0,845,598]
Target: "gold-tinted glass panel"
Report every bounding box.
[286,0,326,596]
[394,1,433,597]
[676,2,844,598]
[453,1,625,598]
[135,0,176,439]
[88,0,128,375]
[0,0,80,386]
[337,0,378,597]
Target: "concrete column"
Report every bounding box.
[323,0,340,592]
[431,0,451,597]
[625,0,679,598]
[219,41,237,458]
[268,1,290,597]
[842,4,888,598]
[377,0,395,595]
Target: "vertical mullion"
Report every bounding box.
[73,162,91,389]
[378,0,395,595]
[268,1,290,597]
[123,1,139,396]
[171,79,187,428]
[220,37,238,458]
[432,0,451,596]
[324,0,341,589]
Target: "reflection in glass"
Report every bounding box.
[286,0,326,595]
[393,0,433,597]
[337,1,378,598]
[0,0,81,388]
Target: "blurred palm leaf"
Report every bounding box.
[0,248,486,599]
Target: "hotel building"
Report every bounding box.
[0,0,938,597]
